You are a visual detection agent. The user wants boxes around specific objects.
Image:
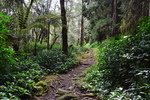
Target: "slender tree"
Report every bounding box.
[80,0,84,46]
[60,0,68,55]
[112,0,121,36]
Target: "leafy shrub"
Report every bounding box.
[0,13,14,77]
[0,13,45,100]
[82,17,150,99]
[35,50,76,74]
[69,44,89,56]
[0,12,9,34]
[51,44,61,51]
[27,42,46,55]
[0,59,45,99]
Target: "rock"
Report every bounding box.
[71,78,79,80]
[57,94,78,100]
[67,86,74,90]
[33,81,49,96]
[82,93,95,97]
[56,89,71,96]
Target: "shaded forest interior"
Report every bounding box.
[0,0,150,100]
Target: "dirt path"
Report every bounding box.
[35,49,98,100]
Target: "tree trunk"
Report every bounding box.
[33,28,38,56]
[80,14,84,46]
[47,23,50,50]
[112,0,121,36]
[111,0,114,18]
[60,0,68,55]
[50,26,59,49]
[142,0,149,17]
[149,1,150,16]
[80,0,84,47]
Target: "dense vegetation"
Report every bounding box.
[81,18,150,99]
[1,0,150,100]
[0,13,83,99]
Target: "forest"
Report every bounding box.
[0,0,150,100]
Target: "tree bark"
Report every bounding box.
[60,0,68,55]
[50,26,59,49]
[149,1,150,16]
[33,28,38,56]
[80,0,84,47]
[80,14,84,46]
[47,22,50,50]
[112,0,121,36]
[142,0,149,17]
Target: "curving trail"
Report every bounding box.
[34,49,98,100]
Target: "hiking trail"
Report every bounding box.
[34,49,98,100]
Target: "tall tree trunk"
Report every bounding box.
[112,0,121,36]
[80,14,84,46]
[50,26,59,49]
[80,0,84,47]
[47,22,50,50]
[111,0,114,18]
[149,1,150,16]
[142,0,149,17]
[33,28,38,56]
[60,0,68,55]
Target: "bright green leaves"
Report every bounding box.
[0,59,45,100]
[0,13,45,100]
[0,12,9,34]
[0,13,9,48]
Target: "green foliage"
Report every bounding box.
[35,50,76,74]
[51,44,62,51]
[0,13,45,100]
[83,0,112,42]
[120,0,148,33]
[84,42,99,49]
[0,12,9,34]
[0,13,16,79]
[27,42,47,54]
[0,59,45,99]
[33,81,49,96]
[82,18,150,99]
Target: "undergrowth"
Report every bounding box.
[0,13,81,100]
[81,17,150,99]
[34,50,76,74]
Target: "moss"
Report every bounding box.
[45,75,58,83]
[82,93,95,97]
[56,89,71,96]
[33,81,49,96]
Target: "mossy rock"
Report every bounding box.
[56,88,72,97]
[45,75,58,83]
[82,93,95,97]
[33,81,49,96]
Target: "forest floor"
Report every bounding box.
[34,49,98,100]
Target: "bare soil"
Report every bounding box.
[34,49,98,100]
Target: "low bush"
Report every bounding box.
[81,17,150,99]
[27,42,46,55]
[0,13,45,100]
[51,44,61,51]
[0,59,45,99]
[34,50,76,74]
